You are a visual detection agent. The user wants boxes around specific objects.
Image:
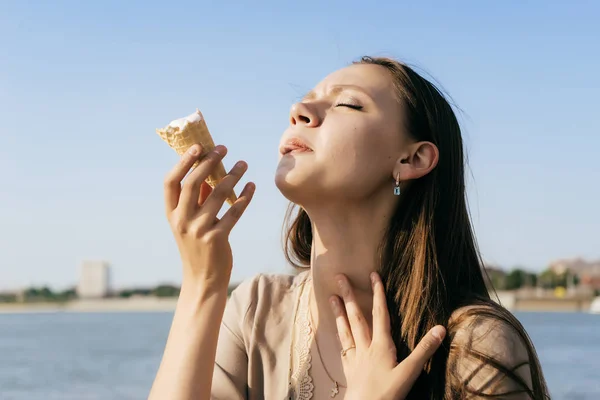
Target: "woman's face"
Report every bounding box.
[275,63,411,204]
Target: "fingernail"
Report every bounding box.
[188,146,199,155]
[370,272,377,285]
[431,326,445,341]
[330,297,339,312]
[235,161,247,169]
[337,279,350,296]
[215,145,227,155]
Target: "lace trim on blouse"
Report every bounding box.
[290,276,314,399]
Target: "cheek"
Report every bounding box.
[322,117,380,160]
[320,118,396,186]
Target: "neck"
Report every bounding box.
[305,197,395,337]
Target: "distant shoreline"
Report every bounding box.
[0,292,596,314]
[0,297,179,314]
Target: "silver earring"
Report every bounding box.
[394,173,401,196]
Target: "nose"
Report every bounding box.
[289,102,320,127]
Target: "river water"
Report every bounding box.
[0,311,598,399]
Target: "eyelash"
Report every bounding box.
[335,103,363,110]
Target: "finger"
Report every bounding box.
[163,145,203,213]
[394,325,445,386]
[202,160,248,216]
[217,182,256,232]
[336,274,371,349]
[179,145,227,214]
[370,272,393,347]
[198,181,213,206]
[329,295,356,362]
[408,325,445,364]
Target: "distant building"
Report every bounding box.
[549,257,600,291]
[77,261,111,298]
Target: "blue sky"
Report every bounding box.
[1,1,599,290]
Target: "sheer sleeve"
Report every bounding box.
[447,306,535,399]
[211,277,257,400]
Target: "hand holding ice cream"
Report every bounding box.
[157,109,255,289]
[156,109,237,205]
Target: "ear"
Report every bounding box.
[392,141,439,182]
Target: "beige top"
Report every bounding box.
[211,271,312,400]
[211,271,534,399]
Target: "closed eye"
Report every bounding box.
[335,103,363,110]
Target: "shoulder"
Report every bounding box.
[448,304,531,358]
[228,270,309,312]
[223,270,309,339]
[446,303,537,398]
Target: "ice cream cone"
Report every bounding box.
[156,109,237,206]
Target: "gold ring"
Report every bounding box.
[340,345,356,357]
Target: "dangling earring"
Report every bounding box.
[394,173,401,196]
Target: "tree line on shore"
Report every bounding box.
[484,266,582,291]
[0,265,591,303]
[0,283,239,303]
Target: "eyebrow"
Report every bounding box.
[302,84,372,101]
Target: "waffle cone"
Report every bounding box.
[156,109,237,206]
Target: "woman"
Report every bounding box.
[149,56,550,399]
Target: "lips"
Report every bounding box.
[280,137,313,155]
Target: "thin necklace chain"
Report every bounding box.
[308,287,347,389]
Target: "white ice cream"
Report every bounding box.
[168,109,204,130]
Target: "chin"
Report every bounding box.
[274,160,318,204]
[274,169,304,203]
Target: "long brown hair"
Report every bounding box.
[283,56,550,398]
